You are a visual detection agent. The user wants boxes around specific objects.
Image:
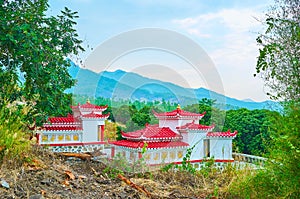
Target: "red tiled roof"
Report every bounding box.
[177,121,215,131]
[71,102,108,110]
[121,124,182,140]
[153,108,205,118]
[111,140,189,149]
[206,130,238,138]
[48,114,79,124]
[44,126,83,131]
[81,112,110,119]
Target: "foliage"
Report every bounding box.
[112,105,131,125]
[104,143,148,177]
[162,145,196,174]
[231,1,300,197]
[0,102,32,163]
[223,108,279,156]
[255,0,300,101]
[113,104,152,132]
[229,102,300,198]
[102,153,126,178]
[129,105,151,127]
[75,96,176,126]
[0,0,83,124]
[103,120,118,141]
[198,157,216,178]
[184,98,226,131]
[116,126,123,141]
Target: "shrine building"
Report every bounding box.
[37,102,237,167]
[110,105,237,166]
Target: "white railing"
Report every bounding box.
[233,153,267,165]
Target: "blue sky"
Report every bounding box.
[49,0,273,102]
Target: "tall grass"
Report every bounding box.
[0,101,32,164]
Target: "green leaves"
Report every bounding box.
[223,108,279,156]
[129,105,151,128]
[0,0,84,124]
[255,0,300,101]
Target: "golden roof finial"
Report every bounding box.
[87,98,90,103]
[177,104,181,110]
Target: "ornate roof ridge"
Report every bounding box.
[176,121,215,130]
[48,114,80,124]
[81,111,110,119]
[206,130,238,137]
[152,108,205,118]
[43,126,83,131]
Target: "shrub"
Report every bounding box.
[0,102,32,164]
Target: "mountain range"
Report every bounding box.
[68,61,280,110]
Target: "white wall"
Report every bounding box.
[209,138,233,160]
[113,148,188,165]
[159,119,179,133]
[82,119,105,142]
[187,131,207,161]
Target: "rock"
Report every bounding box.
[96,179,111,184]
[29,194,45,199]
[40,178,51,186]
[119,191,129,199]
[0,179,9,189]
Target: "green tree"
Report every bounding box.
[231,1,300,197]
[223,108,278,156]
[112,105,131,125]
[0,0,83,124]
[184,98,225,131]
[129,105,151,127]
[116,126,123,141]
[255,0,299,101]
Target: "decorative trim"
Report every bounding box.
[148,159,234,166]
[41,141,107,146]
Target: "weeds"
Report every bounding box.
[162,145,196,174]
[103,143,149,178]
[0,102,33,164]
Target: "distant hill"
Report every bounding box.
[68,61,280,111]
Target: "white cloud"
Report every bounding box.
[187,28,211,38]
[173,17,199,27]
[173,8,263,37]
[172,8,269,101]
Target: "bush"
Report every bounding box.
[229,102,300,198]
[0,102,32,164]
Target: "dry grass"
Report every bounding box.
[0,147,255,198]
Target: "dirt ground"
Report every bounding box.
[0,148,232,199]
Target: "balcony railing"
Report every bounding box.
[233,153,267,166]
[39,130,83,145]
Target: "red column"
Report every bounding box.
[138,152,142,159]
[101,125,105,141]
[111,147,115,158]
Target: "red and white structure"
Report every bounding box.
[37,101,109,153]
[38,102,237,167]
[111,105,237,167]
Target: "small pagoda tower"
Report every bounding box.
[153,104,205,133]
